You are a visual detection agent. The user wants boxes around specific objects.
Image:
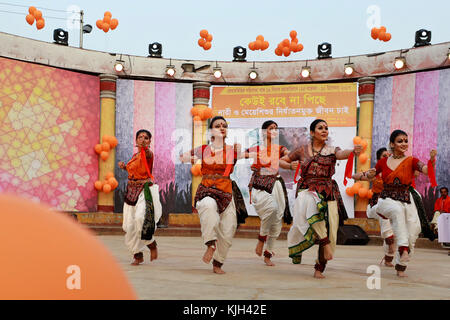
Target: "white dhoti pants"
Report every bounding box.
[367,203,395,257]
[122,184,162,255]
[251,180,286,252]
[196,196,237,264]
[376,193,421,268]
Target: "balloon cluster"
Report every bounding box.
[346,182,373,199]
[96,11,119,33]
[191,164,202,176]
[248,35,269,51]
[198,29,213,50]
[353,136,369,164]
[371,26,391,42]
[275,30,303,57]
[26,6,45,30]
[94,135,119,161]
[94,171,119,194]
[190,107,213,123]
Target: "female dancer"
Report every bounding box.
[279,119,362,279]
[179,116,247,274]
[353,147,396,267]
[245,120,292,266]
[358,129,436,277]
[118,129,162,265]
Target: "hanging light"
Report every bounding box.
[249,69,258,80]
[344,63,355,76]
[114,60,124,72]
[166,65,176,77]
[213,67,222,79]
[301,66,311,78]
[394,56,406,70]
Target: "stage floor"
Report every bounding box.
[98,235,450,300]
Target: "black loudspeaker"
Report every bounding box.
[337,225,369,245]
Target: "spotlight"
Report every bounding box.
[213,67,222,79]
[53,28,69,46]
[82,24,92,34]
[344,63,355,76]
[414,29,431,47]
[317,42,332,59]
[248,69,258,80]
[394,56,406,70]
[148,42,163,58]
[114,60,124,72]
[233,46,247,62]
[166,65,176,77]
[300,66,311,78]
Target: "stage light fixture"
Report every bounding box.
[166,65,176,77]
[394,56,406,70]
[414,29,431,47]
[317,42,332,59]
[301,66,311,78]
[344,63,355,76]
[82,24,92,34]
[114,60,124,72]
[213,67,222,79]
[233,46,247,62]
[53,28,69,46]
[148,42,163,58]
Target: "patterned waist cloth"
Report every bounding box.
[380,182,411,203]
[125,178,153,206]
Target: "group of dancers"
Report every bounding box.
[118,116,437,278]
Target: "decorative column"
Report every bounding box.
[98,74,118,212]
[192,82,211,206]
[355,77,376,218]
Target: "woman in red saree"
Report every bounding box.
[245,120,292,266]
[180,116,247,274]
[360,130,437,277]
[118,129,163,266]
[280,119,362,279]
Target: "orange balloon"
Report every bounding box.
[206,34,213,42]
[105,172,114,180]
[283,47,290,56]
[33,10,42,20]
[191,107,200,117]
[100,151,109,161]
[275,47,282,56]
[36,19,45,30]
[290,30,297,39]
[104,11,112,18]
[102,23,110,33]
[199,29,208,38]
[94,180,103,191]
[346,187,355,196]
[110,136,118,148]
[351,182,362,193]
[26,14,35,25]
[360,139,368,151]
[198,38,206,47]
[28,6,37,15]
[193,115,202,122]
[359,153,368,164]
[358,187,368,198]
[248,42,256,51]
[297,43,304,52]
[107,177,116,186]
[202,108,213,119]
[254,40,262,50]
[378,31,386,42]
[291,38,298,44]
[290,42,297,52]
[94,144,102,154]
[192,164,202,176]
[109,177,119,189]
[103,15,111,24]
[282,38,290,47]
[353,136,362,145]
[256,35,264,41]
[380,26,386,33]
[96,19,104,29]
[371,27,379,40]
[384,33,392,41]
[367,189,374,199]
[262,41,269,50]
[103,183,112,193]
[0,194,136,299]
[203,42,212,50]
[277,42,284,50]
[110,19,118,30]
[101,142,111,152]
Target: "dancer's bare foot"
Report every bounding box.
[314,270,325,279]
[397,271,408,277]
[150,247,158,261]
[400,250,410,263]
[264,256,275,266]
[255,240,264,256]
[323,244,333,261]
[202,245,215,264]
[131,254,144,266]
[384,261,394,267]
[213,266,225,274]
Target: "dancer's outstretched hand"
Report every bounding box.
[353,145,363,157]
[430,149,437,160]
